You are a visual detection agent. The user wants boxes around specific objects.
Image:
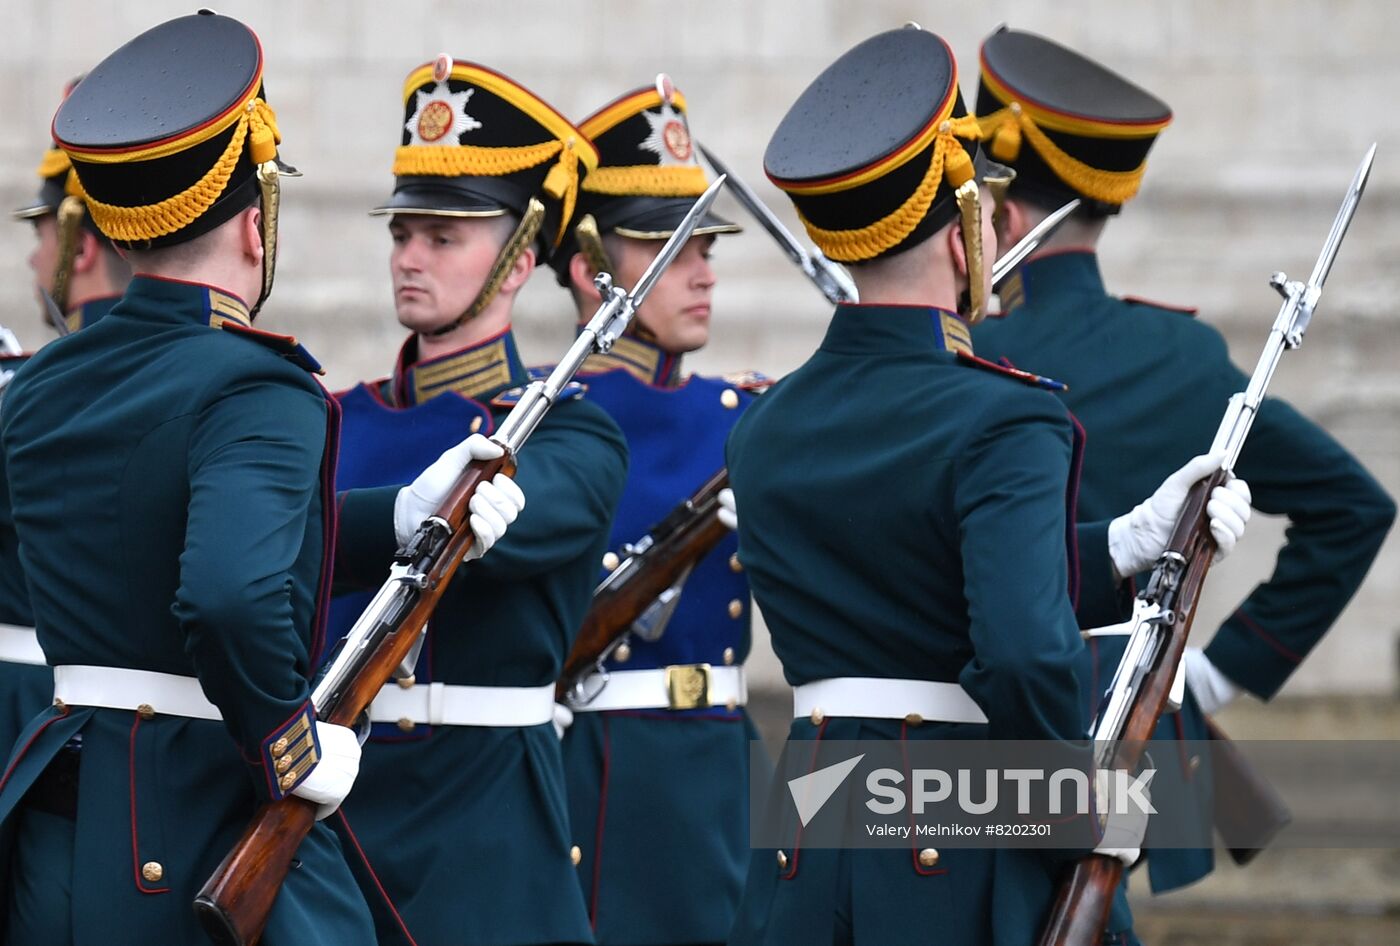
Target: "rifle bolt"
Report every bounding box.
[602,551,620,571]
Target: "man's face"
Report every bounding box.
[28,214,59,303]
[612,233,717,355]
[389,214,508,333]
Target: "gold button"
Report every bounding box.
[396,675,416,689]
[271,737,289,756]
[720,388,740,409]
[470,416,483,433]
[142,861,164,883]
[725,698,738,712]
[137,703,155,720]
[904,713,923,726]
[570,845,582,866]
[276,755,293,773]
[776,850,788,870]
[614,642,632,664]
[722,647,736,666]
[279,773,298,791]
[918,848,939,868]
[397,717,415,733]
[1010,102,1023,115]
[53,698,66,711]
[728,599,743,619]
[1188,754,1201,773]
[729,552,742,573]
[602,551,620,571]
[939,120,951,133]
[809,708,824,725]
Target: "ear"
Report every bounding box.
[947,219,970,279]
[71,230,101,275]
[499,244,537,295]
[241,205,265,267]
[568,251,602,305]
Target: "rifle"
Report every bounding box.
[1038,143,1376,946]
[192,175,727,946]
[553,199,1084,704]
[558,468,730,706]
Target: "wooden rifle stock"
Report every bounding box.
[194,457,510,946]
[557,468,730,702]
[1039,472,1223,946]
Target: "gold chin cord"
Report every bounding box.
[574,214,616,278]
[253,161,283,320]
[429,197,546,337]
[954,179,986,324]
[49,196,86,319]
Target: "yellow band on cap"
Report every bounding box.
[36,148,71,180]
[394,137,584,247]
[795,115,981,263]
[979,67,1170,140]
[77,99,279,243]
[580,88,689,140]
[977,105,1145,205]
[583,164,708,197]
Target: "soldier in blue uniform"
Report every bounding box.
[326,55,627,946]
[0,14,526,945]
[970,27,1396,943]
[722,26,1252,946]
[547,77,760,946]
[1,79,132,783]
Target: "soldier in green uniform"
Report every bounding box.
[0,14,525,945]
[548,77,760,946]
[970,27,1396,944]
[1,78,132,776]
[723,26,1251,946]
[326,55,627,946]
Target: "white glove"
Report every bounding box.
[717,487,738,531]
[1184,646,1243,715]
[291,722,361,820]
[463,473,525,561]
[395,435,524,559]
[1107,452,1253,579]
[1093,771,1151,867]
[552,702,574,740]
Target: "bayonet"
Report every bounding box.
[991,199,1081,291]
[699,143,858,305]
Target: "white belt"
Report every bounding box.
[572,665,747,712]
[0,623,46,667]
[793,677,989,725]
[367,682,555,727]
[52,664,222,720]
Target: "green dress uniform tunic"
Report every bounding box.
[0,296,121,928]
[0,276,377,946]
[725,304,1103,946]
[973,251,1396,932]
[329,332,628,946]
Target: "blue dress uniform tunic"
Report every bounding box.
[725,304,1098,946]
[559,339,762,945]
[973,252,1396,928]
[0,276,376,945]
[327,329,628,946]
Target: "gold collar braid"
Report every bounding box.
[977,104,1145,206]
[796,115,982,263]
[73,99,281,244]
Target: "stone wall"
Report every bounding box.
[2,1,1397,693]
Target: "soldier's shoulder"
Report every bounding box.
[214,322,324,375]
[1119,294,1199,318]
[716,369,775,394]
[954,351,1068,393]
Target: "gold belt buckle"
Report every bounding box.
[665,663,712,710]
